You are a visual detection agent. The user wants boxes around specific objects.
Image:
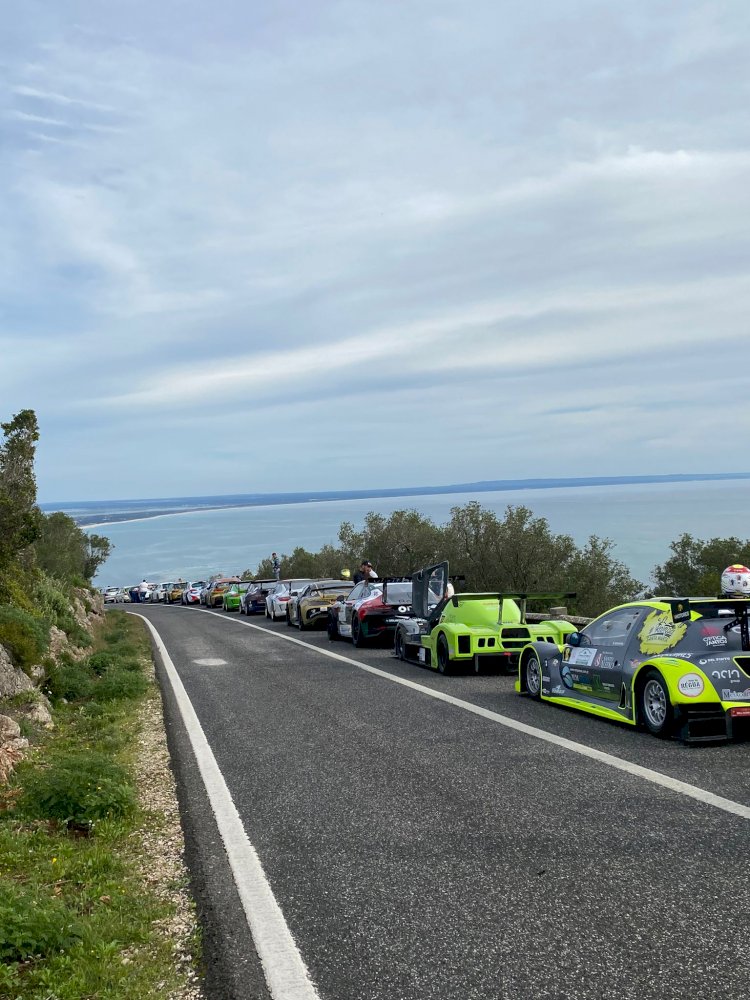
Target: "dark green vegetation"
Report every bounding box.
[0,613,198,998]
[0,410,197,997]
[247,505,748,618]
[0,408,110,632]
[652,533,750,597]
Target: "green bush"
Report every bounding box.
[0,567,37,613]
[86,650,118,676]
[90,665,149,703]
[0,884,83,961]
[45,657,95,703]
[17,751,136,829]
[0,603,49,670]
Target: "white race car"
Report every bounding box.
[265,579,313,621]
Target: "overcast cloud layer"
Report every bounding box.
[2,1,749,501]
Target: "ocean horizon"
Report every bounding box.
[68,476,750,590]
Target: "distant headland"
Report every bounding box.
[40,472,750,527]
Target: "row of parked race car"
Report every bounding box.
[104,562,750,745]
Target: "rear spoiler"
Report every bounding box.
[449,591,577,624]
[676,597,750,648]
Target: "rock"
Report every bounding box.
[29,663,46,683]
[0,645,34,699]
[5,736,29,752]
[48,625,68,662]
[0,714,21,742]
[22,698,54,729]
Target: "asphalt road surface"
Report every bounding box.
[130,603,750,1000]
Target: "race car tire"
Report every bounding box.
[638,669,673,738]
[286,608,294,627]
[436,634,451,675]
[297,611,307,630]
[394,629,405,660]
[352,617,367,648]
[524,653,543,700]
[327,614,340,642]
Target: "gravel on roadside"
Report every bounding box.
[135,659,204,1000]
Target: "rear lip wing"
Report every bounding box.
[448,592,577,626]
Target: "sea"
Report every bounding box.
[42,477,750,590]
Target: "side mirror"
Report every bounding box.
[567,632,582,647]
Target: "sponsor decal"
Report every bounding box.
[711,668,740,681]
[678,673,704,697]
[568,647,597,667]
[668,599,691,623]
[551,685,565,695]
[722,688,750,702]
[638,611,687,655]
[594,651,616,670]
[700,656,730,665]
[542,675,551,683]
[702,634,728,648]
[551,657,560,667]
[560,663,574,689]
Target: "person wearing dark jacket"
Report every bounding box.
[353,560,378,585]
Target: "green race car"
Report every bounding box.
[222,581,251,612]
[516,596,750,742]
[393,561,576,674]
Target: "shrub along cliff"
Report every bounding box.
[0,409,111,775]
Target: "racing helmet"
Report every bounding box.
[720,564,750,597]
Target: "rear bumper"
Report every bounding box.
[677,704,750,743]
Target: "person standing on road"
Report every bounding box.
[271,553,281,580]
[139,579,150,603]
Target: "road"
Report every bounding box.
[130,603,750,1000]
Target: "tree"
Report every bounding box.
[34,514,113,584]
[0,409,42,570]
[651,533,750,596]
[337,509,444,576]
[84,534,113,582]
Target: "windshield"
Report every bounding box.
[384,582,413,605]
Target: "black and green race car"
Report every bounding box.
[516,597,750,742]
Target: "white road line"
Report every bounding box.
[130,613,320,1000]
[199,608,750,822]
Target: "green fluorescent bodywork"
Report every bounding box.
[514,598,750,736]
[420,594,576,669]
[223,583,250,612]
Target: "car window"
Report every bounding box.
[582,608,644,647]
[349,583,364,601]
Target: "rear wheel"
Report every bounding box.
[524,653,542,700]
[436,634,451,674]
[352,616,366,648]
[285,607,294,627]
[394,629,405,660]
[298,610,307,630]
[639,670,673,738]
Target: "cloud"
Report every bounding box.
[11,84,115,112]
[2,1,749,500]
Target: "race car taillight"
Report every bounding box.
[729,706,750,717]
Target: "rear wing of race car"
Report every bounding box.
[448,591,577,625]
[680,597,750,650]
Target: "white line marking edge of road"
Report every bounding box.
[197,607,750,822]
[130,612,320,1000]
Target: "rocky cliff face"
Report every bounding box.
[0,587,105,780]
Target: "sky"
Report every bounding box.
[2,0,749,503]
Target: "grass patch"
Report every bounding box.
[0,611,200,998]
